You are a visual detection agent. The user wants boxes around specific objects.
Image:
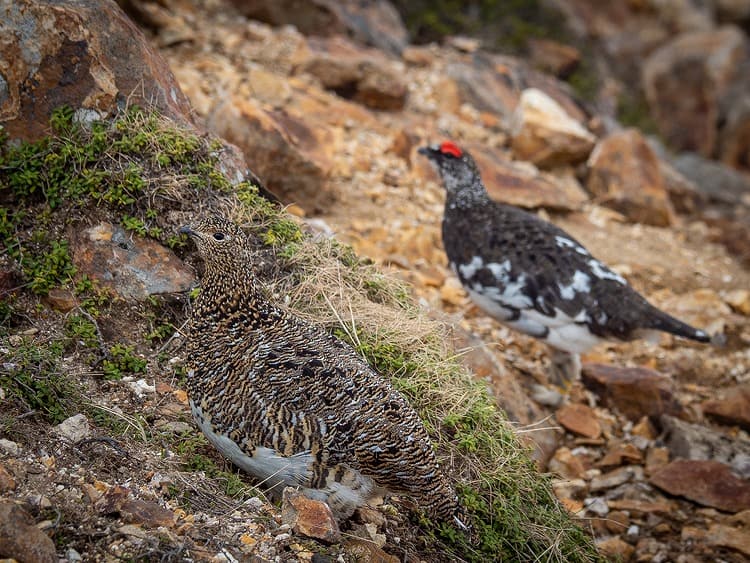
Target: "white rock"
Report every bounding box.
[530,384,564,407]
[584,496,609,516]
[365,522,387,548]
[0,438,21,456]
[510,88,596,167]
[128,378,155,397]
[54,414,92,443]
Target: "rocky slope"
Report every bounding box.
[2,0,750,562]
[148,1,750,560]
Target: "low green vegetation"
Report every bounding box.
[0,338,80,424]
[278,240,601,561]
[0,106,599,561]
[102,343,147,380]
[0,105,300,299]
[392,0,571,54]
[617,91,659,136]
[339,325,598,561]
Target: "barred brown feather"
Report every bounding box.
[181,216,464,526]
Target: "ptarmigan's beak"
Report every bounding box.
[418,145,437,157]
[179,225,195,237]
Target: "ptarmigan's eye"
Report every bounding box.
[213,232,227,241]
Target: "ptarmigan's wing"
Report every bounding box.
[259,317,460,519]
[443,204,675,352]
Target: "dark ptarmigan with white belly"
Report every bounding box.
[420,141,711,384]
[180,216,465,527]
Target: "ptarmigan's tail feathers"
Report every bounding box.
[645,308,712,344]
[422,481,470,530]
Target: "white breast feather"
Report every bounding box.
[191,402,313,488]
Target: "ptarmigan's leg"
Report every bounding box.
[549,348,581,390]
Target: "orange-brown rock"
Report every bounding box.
[707,522,750,557]
[445,54,587,126]
[207,95,335,210]
[724,289,750,316]
[607,498,674,515]
[586,129,675,227]
[0,464,15,493]
[71,222,194,300]
[445,57,521,119]
[598,442,643,468]
[645,447,671,475]
[650,459,750,512]
[556,403,602,439]
[0,501,57,563]
[464,144,589,211]
[344,538,399,563]
[642,26,747,156]
[703,384,750,432]
[511,88,596,167]
[95,484,177,528]
[581,363,683,421]
[299,36,407,111]
[548,447,586,479]
[0,0,193,143]
[528,38,581,78]
[281,488,340,543]
[44,288,77,312]
[596,536,635,561]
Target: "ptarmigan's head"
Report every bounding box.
[180,215,250,269]
[418,141,483,198]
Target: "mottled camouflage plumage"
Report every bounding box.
[181,216,463,525]
[420,142,710,382]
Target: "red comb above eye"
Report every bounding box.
[439,141,463,158]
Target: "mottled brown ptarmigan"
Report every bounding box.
[180,215,465,528]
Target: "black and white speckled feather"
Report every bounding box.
[419,142,710,361]
[180,216,464,526]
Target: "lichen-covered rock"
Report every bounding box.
[0,0,193,142]
[71,222,195,300]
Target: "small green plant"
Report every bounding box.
[65,314,99,349]
[0,338,80,423]
[73,275,111,316]
[24,240,77,296]
[0,105,298,302]
[217,471,256,499]
[102,344,147,380]
[617,91,659,136]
